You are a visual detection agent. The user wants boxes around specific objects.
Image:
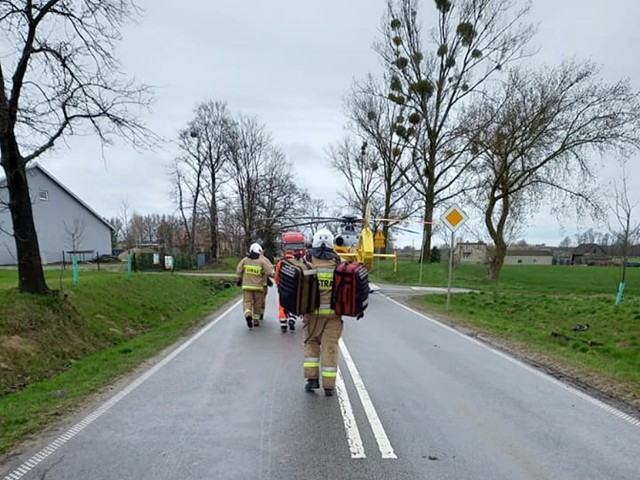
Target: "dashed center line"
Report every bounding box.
[335,371,366,459]
[339,338,398,460]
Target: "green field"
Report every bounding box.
[1,259,639,455]
[369,257,640,295]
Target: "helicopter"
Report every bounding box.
[269,204,416,271]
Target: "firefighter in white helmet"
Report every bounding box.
[236,243,273,329]
[303,228,343,396]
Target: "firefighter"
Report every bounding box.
[236,243,273,329]
[274,249,305,333]
[303,228,343,397]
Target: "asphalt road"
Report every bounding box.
[2,285,640,480]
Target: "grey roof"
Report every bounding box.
[572,243,606,255]
[506,249,553,257]
[486,246,553,257]
[1,163,114,231]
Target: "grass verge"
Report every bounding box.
[0,270,240,455]
[409,292,640,410]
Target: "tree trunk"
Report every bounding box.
[487,238,507,282]
[210,192,218,261]
[420,148,437,264]
[420,200,434,264]
[485,190,509,282]
[0,134,50,294]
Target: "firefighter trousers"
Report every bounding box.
[303,314,343,390]
[242,290,264,325]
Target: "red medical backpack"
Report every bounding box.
[331,261,369,318]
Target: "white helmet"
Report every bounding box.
[249,243,263,255]
[312,228,334,249]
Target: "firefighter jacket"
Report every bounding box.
[307,250,341,315]
[236,254,273,291]
[260,254,274,287]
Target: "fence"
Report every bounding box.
[132,252,212,271]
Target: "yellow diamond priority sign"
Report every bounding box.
[441,205,468,232]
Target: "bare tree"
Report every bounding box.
[559,236,572,249]
[118,197,135,249]
[225,115,273,251]
[375,0,535,262]
[609,160,640,304]
[464,61,640,281]
[304,198,328,236]
[328,137,383,217]
[217,197,246,256]
[344,74,419,252]
[63,219,85,252]
[255,151,309,257]
[0,1,155,294]
[107,216,124,249]
[156,214,181,250]
[187,100,232,261]
[171,129,206,254]
[129,213,163,246]
[575,228,599,246]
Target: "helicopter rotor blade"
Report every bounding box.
[276,220,337,230]
[392,227,421,234]
[264,216,347,222]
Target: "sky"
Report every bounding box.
[31,0,640,248]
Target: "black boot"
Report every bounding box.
[304,378,320,391]
[288,318,296,331]
[280,324,288,333]
[324,388,335,397]
[260,313,264,320]
[245,316,253,329]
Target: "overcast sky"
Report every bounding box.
[36,0,640,247]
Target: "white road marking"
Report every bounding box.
[335,370,366,459]
[2,300,242,480]
[385,295,640,429]
[339,338,398,459]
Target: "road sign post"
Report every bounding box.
[441,205,468,309]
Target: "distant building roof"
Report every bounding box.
[506,249,553,257]
[485,246,553,257]
[572,243,606,255]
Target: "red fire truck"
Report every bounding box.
[280,231,306,258]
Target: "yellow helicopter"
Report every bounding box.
[273,204,403,272]
[332,204,399,271]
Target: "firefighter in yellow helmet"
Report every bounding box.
[236,243,273,329]
[303,228,343,397]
